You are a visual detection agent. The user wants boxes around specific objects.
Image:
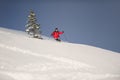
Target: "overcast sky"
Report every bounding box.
[0,0,120,53]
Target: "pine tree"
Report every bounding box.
[25,9,42,39]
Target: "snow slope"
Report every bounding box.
[0,27,120,80]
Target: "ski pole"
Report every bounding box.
[60,26,68,42]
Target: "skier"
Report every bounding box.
[51,28,64,41]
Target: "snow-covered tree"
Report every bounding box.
[25,9,42,39]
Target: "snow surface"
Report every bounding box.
[0,27,120,80]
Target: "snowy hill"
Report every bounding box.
[0,27,120,80]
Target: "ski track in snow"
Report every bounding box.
[0,43,120,80]
[0,43,94,69]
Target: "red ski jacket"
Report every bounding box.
[51,31,64,39]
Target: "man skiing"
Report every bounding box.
[51,28,64,41]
